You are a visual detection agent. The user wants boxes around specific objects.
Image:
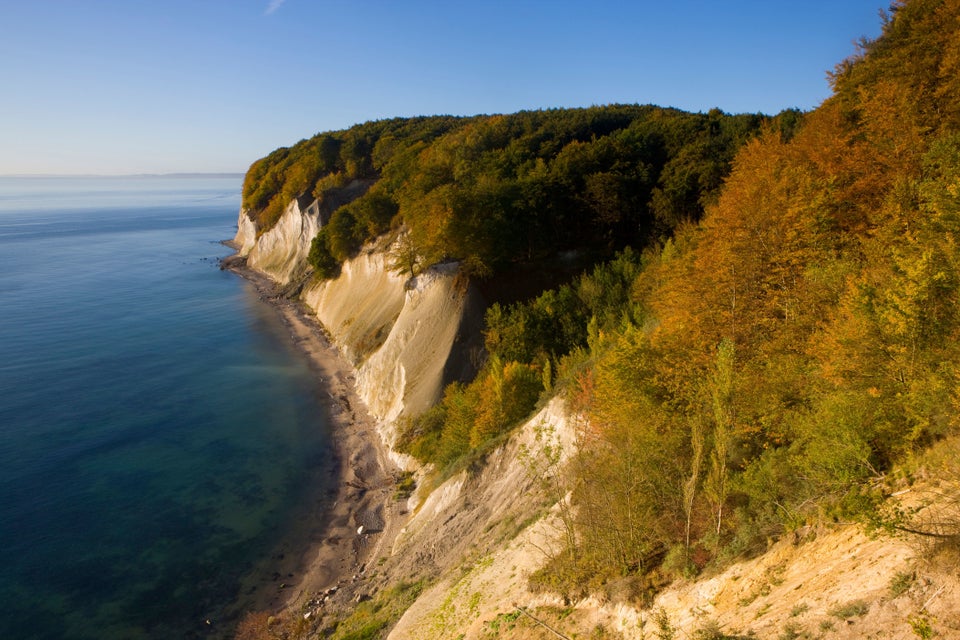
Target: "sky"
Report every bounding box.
[0,1,889,176]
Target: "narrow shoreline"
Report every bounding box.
[220,251,404,626]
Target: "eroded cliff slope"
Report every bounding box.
[232,205,483,449]
[234,195,319,285]
[302,251,484,450]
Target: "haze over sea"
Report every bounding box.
[0,176,331,639]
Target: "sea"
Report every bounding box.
[0,176,332,639]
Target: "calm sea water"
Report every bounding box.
[0,176,331,639]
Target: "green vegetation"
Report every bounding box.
[327,581,424,640]
[909,613,935,639]
[828,600,870,620]
[515,0,960,594]
[654,608,675,640]
[242,117,458,235]
[243,106,780,279]
[889,571,916,598]
[393,471,417,501]
[396,248,647,470]
[777,621,808,640]
[234,581,423,640]
[485,610,521,635]
[242,0,960,615]
[692,619,744,639]
[404,0,960,598]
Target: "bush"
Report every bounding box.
[469,359,543,447]
[889,571,915,597]
[398,359,542,468]
[828,599,869,619]
[326,209,364,262]
[308,229,341,280]
[328,581,424,640]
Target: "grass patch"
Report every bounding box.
[485,610,522,635]
[394,471,417,501]
[653,607,675,640]
[909,613,935,639]
[889,570,915,598]
[737,592,759,607]
[827,599,869,619]
[329,580,424,640]
[778,621,808,640]
[692,618,748,639]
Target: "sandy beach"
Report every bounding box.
[221,253,405,626]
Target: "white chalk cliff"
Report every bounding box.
[303,255,482,446]
[233,195,322,285]
[232,203,483,444]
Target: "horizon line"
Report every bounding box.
[0,172,245,179]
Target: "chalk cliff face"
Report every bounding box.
[302,248,483,448]
[233,196,321,285]
[234,197,483,445]
[234,207,258,256]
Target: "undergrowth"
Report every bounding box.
[327,580,424,640]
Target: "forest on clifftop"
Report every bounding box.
[241,104,799,279]
[240,0,960,608]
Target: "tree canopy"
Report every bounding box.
[242,106,780,278]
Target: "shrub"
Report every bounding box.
[828,599,869,619]
[469,359,542,447]
[234,611,273,640]
[909,614,934,639]
[889,571,915,598]
[653,608,675,640]
[308,228,341,280]
[328,581,424,640]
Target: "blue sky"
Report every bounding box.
[0,1,888,175]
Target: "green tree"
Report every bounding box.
[387,231,423,278]
[308,228,341,279]
[469,358,543,447]
[705,339,735,539]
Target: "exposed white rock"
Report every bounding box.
[234,191,483,452]
[233,194,960,640]
[393,473,468,553]
[238,196,323,285]
[303,241,482,447]
[234,207,258,256]
[301,246,406,365]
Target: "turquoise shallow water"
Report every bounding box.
[0,177,331,639]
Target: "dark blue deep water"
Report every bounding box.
[0,177,331,639]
